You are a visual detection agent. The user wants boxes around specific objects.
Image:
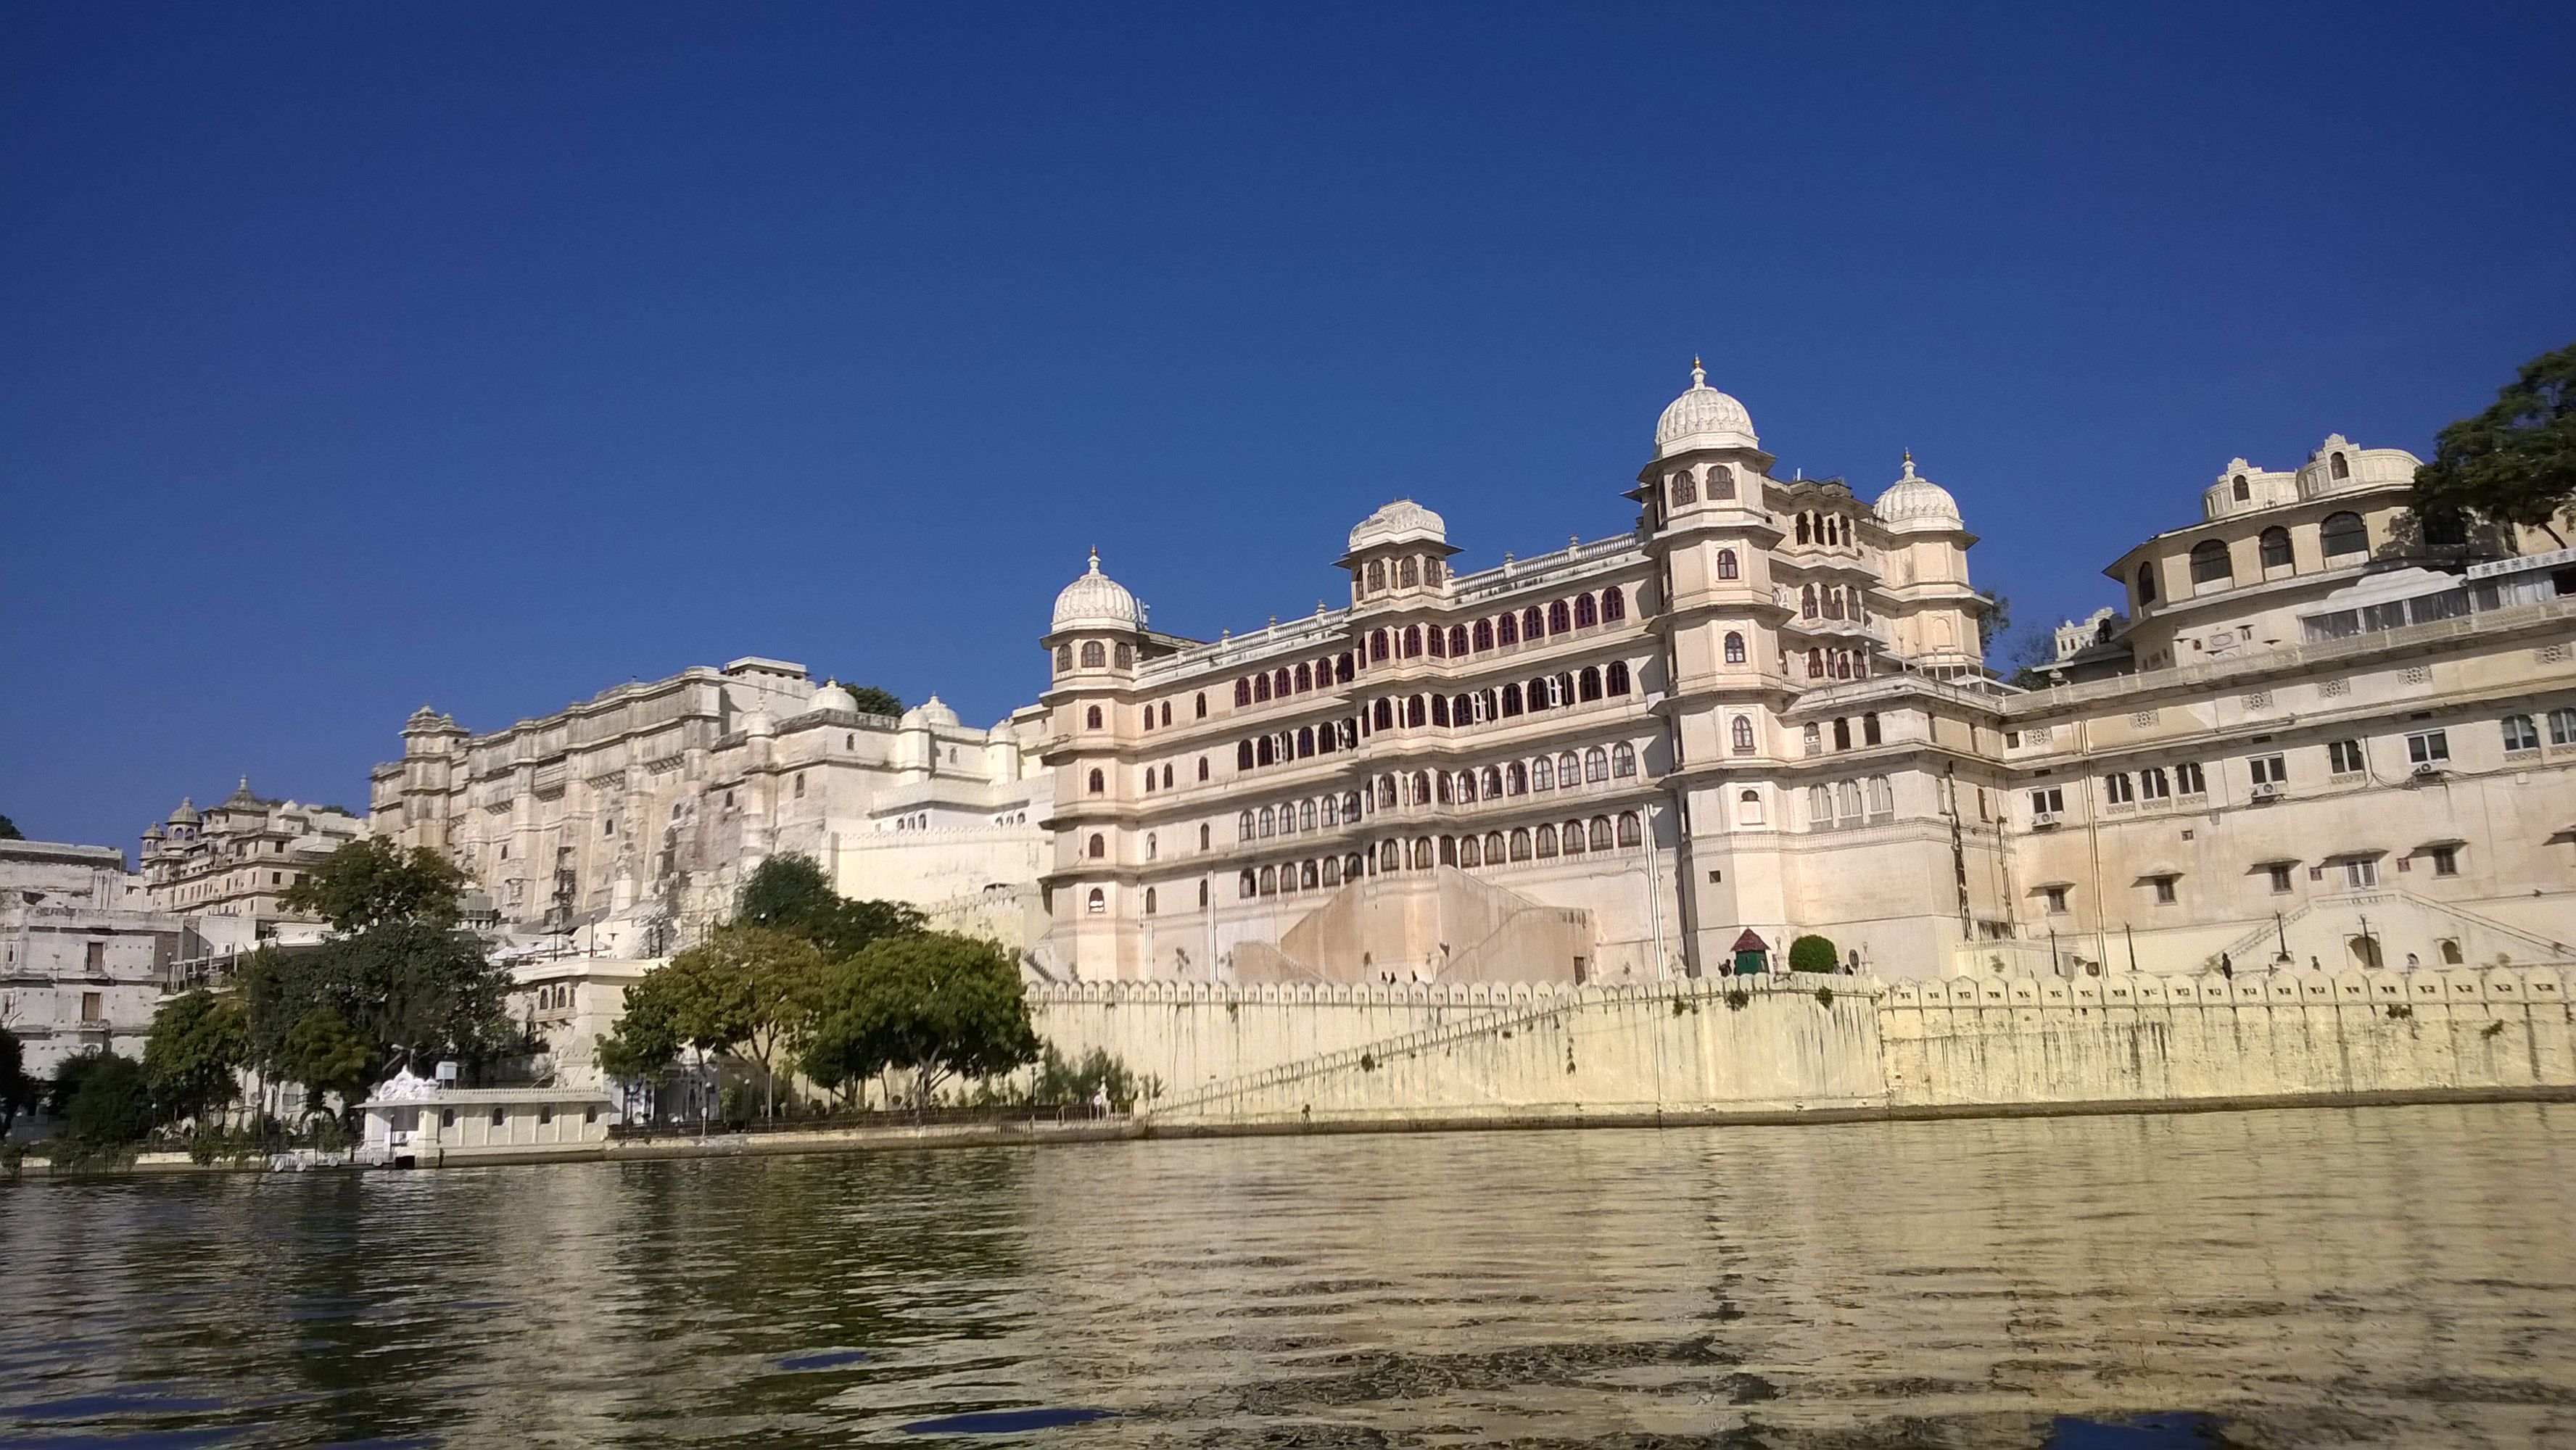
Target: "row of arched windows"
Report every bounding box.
[1236,653,1358,706]
[1808,776,1896,829]
[1798,583,1867,622]
[1230,812,1650,898]
[1366,588,1631,663]
[1366,663,1634,732]
[1239,792,1368,841]
[1666,463,1737,508]
[1136,695,1205,730]
[1793,511,1854,547]
[1360,555,1445,594]
[1237,718,1361,772]
[1805,647,1868,680]
[1055,639,1135,672]
[2144,512,2373,605]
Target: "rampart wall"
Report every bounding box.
[1027,966,2575,1126]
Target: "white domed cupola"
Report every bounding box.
[1873,452,1964,533]
[1654,359,1759,457]
[1347,500,1448,553]
[1051,550,1142,634]
[805,680,859,716]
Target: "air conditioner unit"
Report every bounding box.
[2250,782,2282,801]
[2031,811,2061,829]
[2411,762,2443,779]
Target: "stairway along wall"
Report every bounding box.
[1026,966,2576,1126]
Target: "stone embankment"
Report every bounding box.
[1031,966,2576,1128]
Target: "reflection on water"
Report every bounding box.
[3,1104,2572,1447]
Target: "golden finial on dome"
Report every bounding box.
[1690,355,1706,388]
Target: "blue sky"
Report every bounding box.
[4,4,2572,849]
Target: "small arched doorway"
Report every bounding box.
[2346,934,2384,970]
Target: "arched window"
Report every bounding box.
[1807,648,1824,679]
[1508,828,1532,861]
[1588,816,1613,851]
[1255,737,1274,767]
[1863,712,1882,746]
[1366,559,1385,592]
[1200,823,1211,850]
[1378,840,1400,871]
[1557,750,1580,785]
[1239,869,1256,899]
[1458,835,1481,867]
[1448,625,1469,655]
[1500,684,1523,716]
[1081,641,1106,668]
[1085,705,1103,730]
[1295,663,1312,693]
[1086,833,1105,858]
[1612,742,1636,777]
[1731,716,1756,754]
[1369,629,1390,662]
[1402,695,1423,727]
[2259,526,2294,570]
[1868,776,1894,815]
[1532,754,1554,791]
[1321,856,1342,887]
[1801,584,1818,618]
[1481,766,1503,797]
[1585,747,1609,782]
[1556,819,1584,856]
[2321,511,2368,558]
[1273,668,1291,697]
[1427,626,1446,658]
[2232,474,2250,502]
[1574,594,1598,629]
[1087,887,1105,914]
[2137,563,2159,604]
[1144,887,1157,914]
[1400,625,1420,658]
[1237,741,1255,771]
[1259,866,1276,895]
[1671,468,1697,505]
[1535,824,1559,858]
[1507,761,1528,795]
[1252,674,1271,704]
[1484,831,1506,863]
[1737,789,1764,826]
[2331,452,2350,481]
[1498,612,1519,646]
[1522,605,1545,639]
[1724,631,1747,664]
[1399,557,1420,587]
[1114,643,1133,668]
[1709,464,1735,500]
[1431,695,1450,726]
[1087,768,1105,794]
[1298,799,1316,832]
[1257,808,1274,838]
[1715,549,1738,581]
[1054,645,1072,671]
[1474,619,1494,651]
[1234,679,1252,707]
[1606,660,1630,694]
[2189,539,2233,586]
[1377,774,1397,808]
[1293,726,1311,758]
[1579,666,1603,701]
[1198,756,1210,782]
[1528,676,1553,710]
[1141,768,1155,792]
[1549,600,1572,634]
[1602,586,1627,622]
[1453,771,1475,804]
[1195,692,1207,718]
[1406,770,1429,804]
[1809,784,1833,826]
[1199,879,1210,908]
[1617,811,1641,847]
[1344,790,1363,819]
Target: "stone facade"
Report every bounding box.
[0,840,183,1077]
[369,658,1054,956]
[139,779,364,945]
[1037,363,2576,984]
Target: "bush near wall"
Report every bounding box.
[1788,935,1839,974]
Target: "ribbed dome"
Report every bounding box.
[169,797,199,824]
[1654,360,1759,457]
[1873,452,1963,532]
[805,680,859,715]
[915,694,961,728]
[1051,550,1141,632]
[1347,499,1448,552]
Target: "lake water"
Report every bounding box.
[4,1103,2572,1448]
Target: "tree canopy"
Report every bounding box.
[800,932,1039,1107]
[734,853,924,959]
[0,813,22,841]
[239,921,512,1084]
[0,1027,37,1134]
[143,989,250,1127]
[1788,934,1841,973]
[281,837,471,934]
[278,1008,373,1120]
[839,684,904,717]
[56,1051,154,1148]
[2411,341,2576,547]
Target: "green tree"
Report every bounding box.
[239,922,512,1088]
[801,932,1039,1110]
[2412,341,2576,548]
[143,990,250,1127]
[279,837,470,935]
[0,813,22,840]
[840,684,904,717]
[0,1027,38,1133]
[57,1052,154,1148]
[278,1007,373,1123]
[734,853,924,958]
[1788,934,1841,974]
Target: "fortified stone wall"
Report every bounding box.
[1026,965,2575,1125]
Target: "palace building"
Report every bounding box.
[1034,364,2576,983]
